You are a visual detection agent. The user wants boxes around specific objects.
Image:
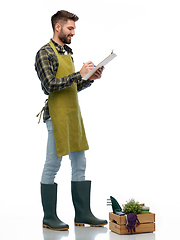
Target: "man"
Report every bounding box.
[35,10,107,231]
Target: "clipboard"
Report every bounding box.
[82,51,117,80]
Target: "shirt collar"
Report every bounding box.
[51,39,73,55]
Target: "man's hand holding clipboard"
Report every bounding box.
[80,51,117,81]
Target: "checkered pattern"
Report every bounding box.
[35,39,93,122]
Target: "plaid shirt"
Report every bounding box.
[35,39,93,122]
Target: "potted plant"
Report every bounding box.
[123,199,142,214]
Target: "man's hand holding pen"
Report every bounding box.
[80,61,104,81]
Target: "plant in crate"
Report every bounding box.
[122,199,142,214]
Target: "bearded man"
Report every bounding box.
[35,10,107,231]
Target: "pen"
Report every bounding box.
[83,63,96,67]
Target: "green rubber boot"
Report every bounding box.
[71,181,107,227]
[41,183,69,231]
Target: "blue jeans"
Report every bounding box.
[41,119,86,184]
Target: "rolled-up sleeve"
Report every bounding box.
[77,79,94,92]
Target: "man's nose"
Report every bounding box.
[72,29,75,35]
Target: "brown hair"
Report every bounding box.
[51,10,79,31]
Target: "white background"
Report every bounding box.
[0,0,180,239]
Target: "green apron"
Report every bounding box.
[48,41,89,157]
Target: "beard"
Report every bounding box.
[58,29,73,45]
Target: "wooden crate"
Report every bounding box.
[109,212,155,235]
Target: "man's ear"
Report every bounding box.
[55,23,61,33]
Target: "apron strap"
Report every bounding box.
[36,99,48,124]
[49,41,59,56]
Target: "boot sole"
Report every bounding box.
[43,224,69,231]
[75,222,107,227]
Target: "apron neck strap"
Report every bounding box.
[49,41,59,57]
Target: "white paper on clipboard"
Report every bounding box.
[82,52,117,80]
